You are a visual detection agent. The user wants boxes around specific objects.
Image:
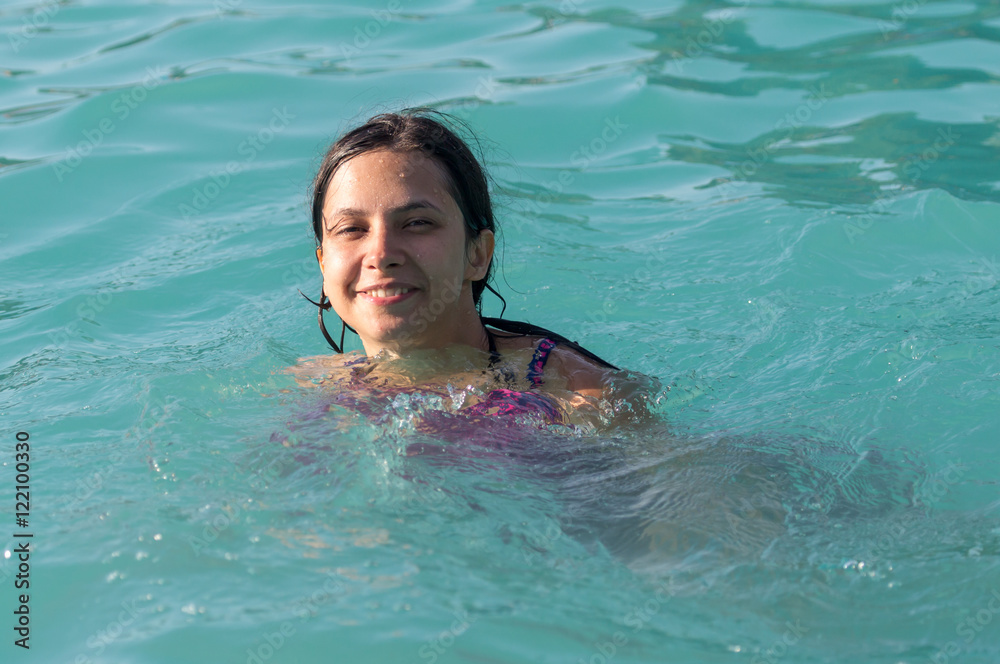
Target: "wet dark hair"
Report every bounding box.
[310,108,494,306]
[304,108,618,370]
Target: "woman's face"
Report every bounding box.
[317,149,493,355]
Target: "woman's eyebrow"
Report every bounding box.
[329,207,366,220]
[390,200,445,215]
[329,200,445,220]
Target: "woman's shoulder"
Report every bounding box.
[544,341,660,425]
[490,330,614,398]
[545,343,614,398]
[287,350,368,386]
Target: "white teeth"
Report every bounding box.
[369,288,410,298]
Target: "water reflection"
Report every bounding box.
[666,112,1000,206]
[543,0,1000,207]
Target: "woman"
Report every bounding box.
[298,108,649,428]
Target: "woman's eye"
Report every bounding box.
[407,218,432,228]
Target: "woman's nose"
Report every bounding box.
[363,224,404,271]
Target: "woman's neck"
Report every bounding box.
[359,295,491,356]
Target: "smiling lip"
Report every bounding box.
[357,285,418,304]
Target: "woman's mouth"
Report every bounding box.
[358,287,417,304]
[366,287,410,298]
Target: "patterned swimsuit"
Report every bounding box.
[277,338,566,463]
[461,338,561,423]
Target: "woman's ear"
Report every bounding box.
[466,230,495,281]
[316,246,325,275]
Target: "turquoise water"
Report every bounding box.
[3,0,1000,662]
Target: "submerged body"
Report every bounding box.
[293,331,656,437]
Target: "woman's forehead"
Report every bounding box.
[323,149,458,213]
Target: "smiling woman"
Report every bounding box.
[317,148,491,354]
[296,109,651,428]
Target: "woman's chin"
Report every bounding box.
[361,326,430,353]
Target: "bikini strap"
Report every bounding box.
[526,338,558,387]
[484,327,517,386]
[479,317,619,371]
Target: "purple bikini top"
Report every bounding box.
[461,338,561,422]
[277,339,565,463]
